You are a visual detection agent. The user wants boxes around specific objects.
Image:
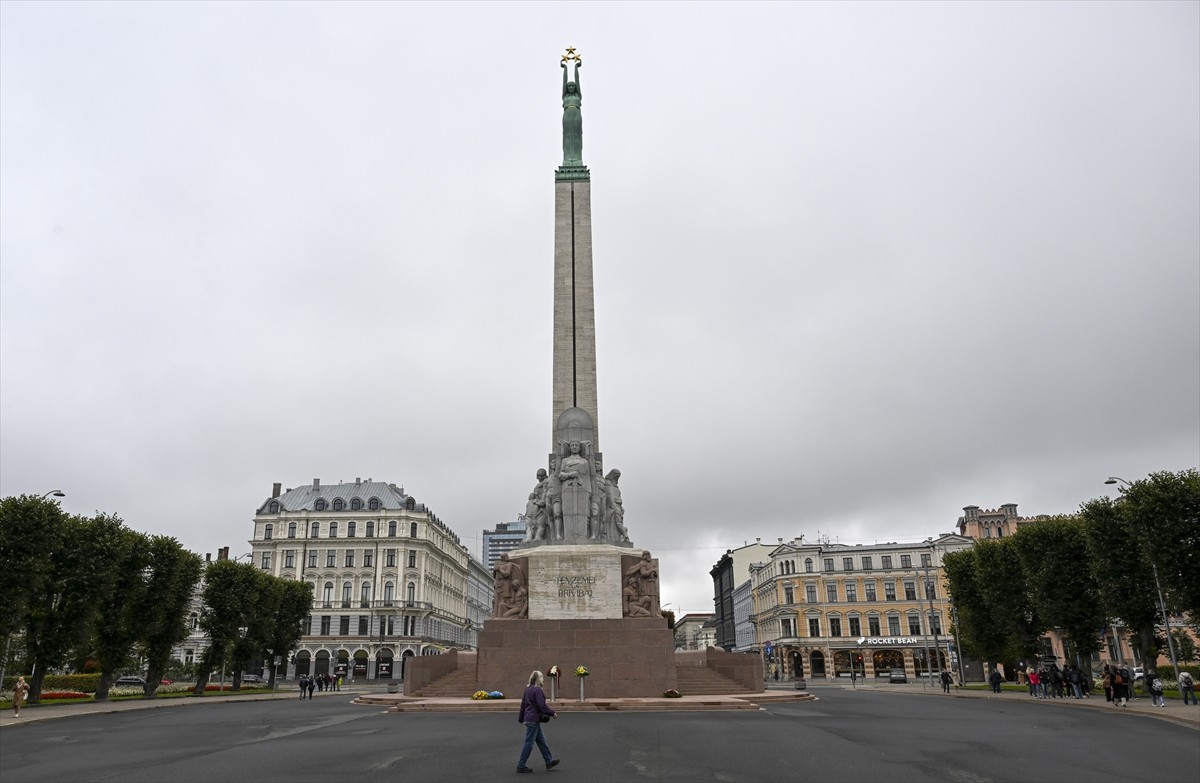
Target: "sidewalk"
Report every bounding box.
[801,678,1200,730]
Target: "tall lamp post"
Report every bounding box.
[1104,477,1181,688]
[41,490,65,500]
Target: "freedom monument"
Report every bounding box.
[405,50,760,698]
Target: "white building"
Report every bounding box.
[249,478,490,681]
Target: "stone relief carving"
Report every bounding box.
[524,468,551,542]
[491,553,529,619]
[623,550,659,617]
[622,574,653,617]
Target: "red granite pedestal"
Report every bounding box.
[474,617,677,698]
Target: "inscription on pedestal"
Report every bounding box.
[527,547,623,619]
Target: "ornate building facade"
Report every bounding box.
[750,534,974,682]
[248,478,490,681]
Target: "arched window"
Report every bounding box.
[310,522,320,538]
[405,498,416,511]
[368,497,380,511]
[264,524,273,540]
[322,582,333,607]
[287,522,297,538]
[315,499,327,511]
[366,521,375,537]
[409,522,418,538]
[269,501,280,514]
[333,498,345,511]
[407,582,416,605]
[388,521,397,537]
[360,582,371,607]
[347,521,356,538]
[383,581,395,606]
[329,522,339,538]
[351,498,362,511]
[805,558,813,573]
[342,581,352,607]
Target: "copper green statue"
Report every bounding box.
[561,49,583,166]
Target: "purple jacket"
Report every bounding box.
[518,684,555,723]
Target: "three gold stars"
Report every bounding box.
[562,46,581,65]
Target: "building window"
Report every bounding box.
[345,551,355,568]
[900,555,912,569]
[865,581,877,601]
[339,616,350,635]
[925,580,936,600]
[862,556,873,571]
[908,615,922,635]
[358,616,369,635]
[804,558,813,573]
[826,583,838,603]
[846,583,858,602]
[321,550,334,567]
[310,522,320,538]
[330,522,339,538]
[269,501,280,514]
[320,615,331,635]
[842,557,853,571]
[361,583,371,607]
[829,618,842,637]
[920,553,932,567]
[342,582,352,608]
[781,618,794,637]
[369,497,380,511]
[348,521,357,538]
[315,499,327,512]
[288,522,297,538]
[808,618,821,637]
[407,582,416,605]
[386,549,396,567]
[383,581,395,606]
[784,585,794,604]
[363,550,373,567]
[904,581,917,601]
[823,558,834,572]
[881,556,893,569]
[367,521,375,537]
[260,552,271,569]
[868,616,881,636]
[410,522,418,538]
[408,550,416,569]
[805,584,817,603]
[333,498,345,511]
[849,617,861,636]
[930,613,942,635]
[388,521,397,537]
[351,498,362,511]
[264,523,274,540]
[885,582,897,601]
[322,582,333,607]
[284,550,295,568]
[888,615,901,636]
[308,551,318,568]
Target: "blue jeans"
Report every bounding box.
[1182,685,1196,705]
[518,721,553,768]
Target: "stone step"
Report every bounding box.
[408,668,480,698]
[674,666,756,695]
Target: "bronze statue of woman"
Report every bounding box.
[561,58,583,165]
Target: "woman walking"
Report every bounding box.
[12,675,30,717]
[516,670,560,774]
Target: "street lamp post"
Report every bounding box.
[1104,477,1182,688]
[41,490,65,500]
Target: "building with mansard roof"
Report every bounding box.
[248,477,491,682]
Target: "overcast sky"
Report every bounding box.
[2,1,1197,615]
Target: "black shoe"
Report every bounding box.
[517,767,533,774]
[546,759,560,770]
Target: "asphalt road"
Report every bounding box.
[1,688,1196,782]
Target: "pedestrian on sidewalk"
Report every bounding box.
[987,669,1002,694]
[516,670,559,774]
[12,675,30,717]
[1179,670,1195,705]
[1149,672,1166,707]
[941,670,953,693]
[306,676,316,699]
[298,675,309,699]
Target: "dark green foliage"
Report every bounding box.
[136,537,203,696]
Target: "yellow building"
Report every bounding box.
[751,534,974,682]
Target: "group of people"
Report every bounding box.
[1024,664,1093,700]
[296,672,342,699]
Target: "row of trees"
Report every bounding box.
[0,494,313,703]
[944,470,1199,673]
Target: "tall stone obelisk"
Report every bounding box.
[552,47,598,452]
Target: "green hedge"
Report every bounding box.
[3,674,101,693]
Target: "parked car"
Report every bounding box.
[889,668,908,684]
[114,676,146,687]
[241,674,267,686]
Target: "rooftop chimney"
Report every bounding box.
[272,482,282,498]
[313,478,320,491]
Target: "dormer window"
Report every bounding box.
[269,501,280,514]
[351,498,363,511]
[333,498,345,511]
[315,499,327,512]
[368,497,380,511]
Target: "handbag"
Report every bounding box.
[540,714,551,723]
